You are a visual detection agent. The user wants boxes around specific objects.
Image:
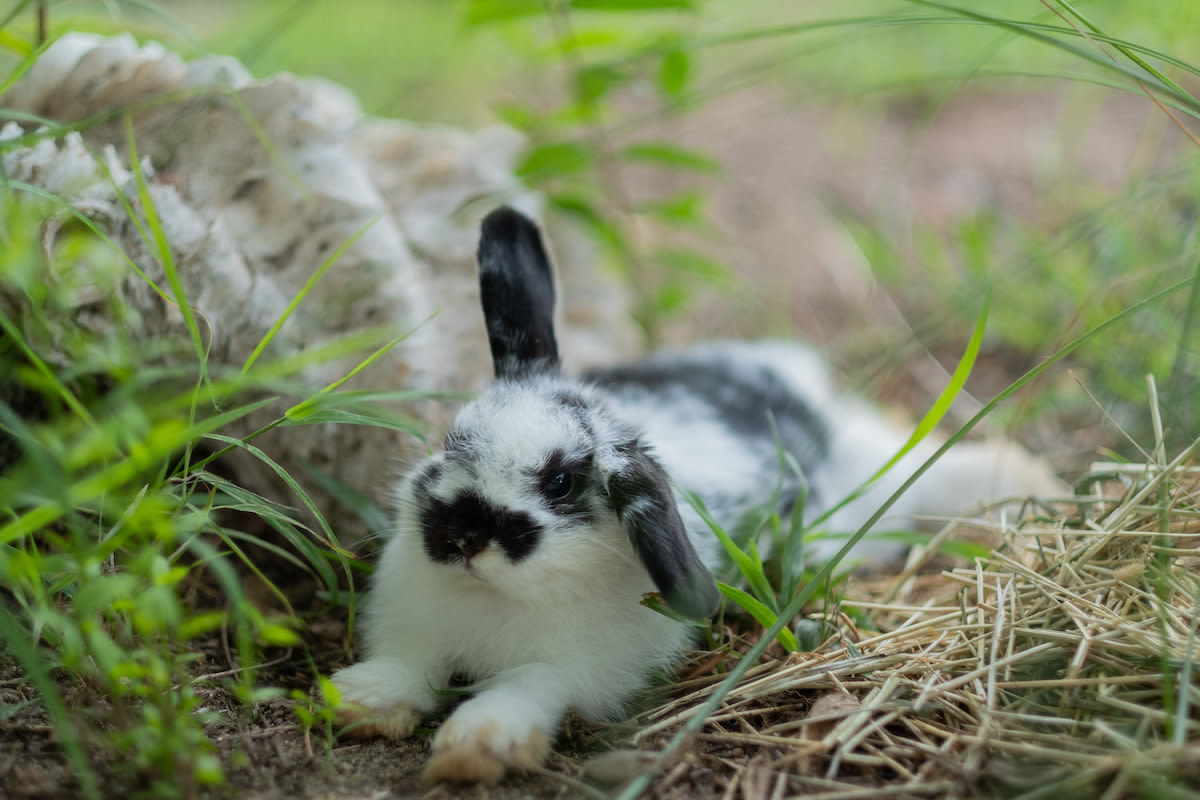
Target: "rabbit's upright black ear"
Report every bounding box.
[609,441,721,619]
[477,207,560,379]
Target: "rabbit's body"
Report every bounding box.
[587,342,830,569]
[591,340,1058,570]
[331,208,1063,784]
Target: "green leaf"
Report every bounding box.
[654,247,735,286]
[554,27,626,54]
[649,282,690,315]
[683,488,778,614]
[657,47,690,97]
[574,64,626,108]
[549,194,630,255]
[718,583,798,651]
[463,0,543,25]
[516,142,594,182]
[621,142,718,173]
[492,102,541,132]
[640,592,712,626]
[639,190,705,225]
[259,623,301,647]
[316,675,342,707]
[793,618,824,652]
[178,611,229,641]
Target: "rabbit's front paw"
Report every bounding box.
[422,695,552,784]
[329,660,432,741]
[335,699,422,741]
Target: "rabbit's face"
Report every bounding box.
[399,378,643,604]
[392,205,717,618]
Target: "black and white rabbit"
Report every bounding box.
[330,207,1062,783]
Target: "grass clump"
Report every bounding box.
[0,174,379,796]
[0,1,1198,798]
[625,419,1200,799]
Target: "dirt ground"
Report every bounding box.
[1,83,1195,799]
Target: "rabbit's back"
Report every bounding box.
[586,341,838,565]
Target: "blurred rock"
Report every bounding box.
[0,32,641,540]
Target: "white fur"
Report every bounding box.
[332,373,695,779]
[332,341,1064,783]
[331,211,1065,783]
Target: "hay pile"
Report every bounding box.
[626,445,1200,799]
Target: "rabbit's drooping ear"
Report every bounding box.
[477,207,560,379]
[609,442,721,619]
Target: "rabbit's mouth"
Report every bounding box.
[461,559,488,582]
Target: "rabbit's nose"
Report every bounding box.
[454,534,487,560]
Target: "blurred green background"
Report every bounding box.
[17,0,1200,460]
[2,4,1199,796]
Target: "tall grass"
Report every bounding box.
[0,0,1197,796]
[0,166,410,795]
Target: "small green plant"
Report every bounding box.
[0,145,413,796]
[649,286,989,655]
[291,676,340,754]
[464,0,735,343]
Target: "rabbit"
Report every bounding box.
[329,206,1064,784]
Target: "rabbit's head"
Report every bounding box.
[396,207,719,618]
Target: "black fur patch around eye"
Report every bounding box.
[412,461,443,494]
[527,448,593,515]
[420,491,542,564]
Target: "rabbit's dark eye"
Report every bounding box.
[532,450,591,509]
[544,471,573,501]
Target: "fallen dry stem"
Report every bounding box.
[633,456,1200,797]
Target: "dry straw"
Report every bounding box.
[621,441,1200,799]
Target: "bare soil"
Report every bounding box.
[2,84,1195,799]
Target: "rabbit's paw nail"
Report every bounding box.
[334,701,421,741]
[423,721,550,784]
[422,746,506,785]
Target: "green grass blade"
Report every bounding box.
[0,605,100,800]
[241,214,381,373]
[284,328,421,420]
[279,407,424,436]
[900,0,1200,116]
[808,282,990,532]
[123,115,210,373]
[202,433,353,557]
[615,274,1193,800]
[779,452,809,602]
[1051,0,1189,97]
[0,396,277,545]
[0,314,95,427]
[717,583,798,652]
[297,460,392,538]
[682,487,778,615]
[201,474,342,593]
